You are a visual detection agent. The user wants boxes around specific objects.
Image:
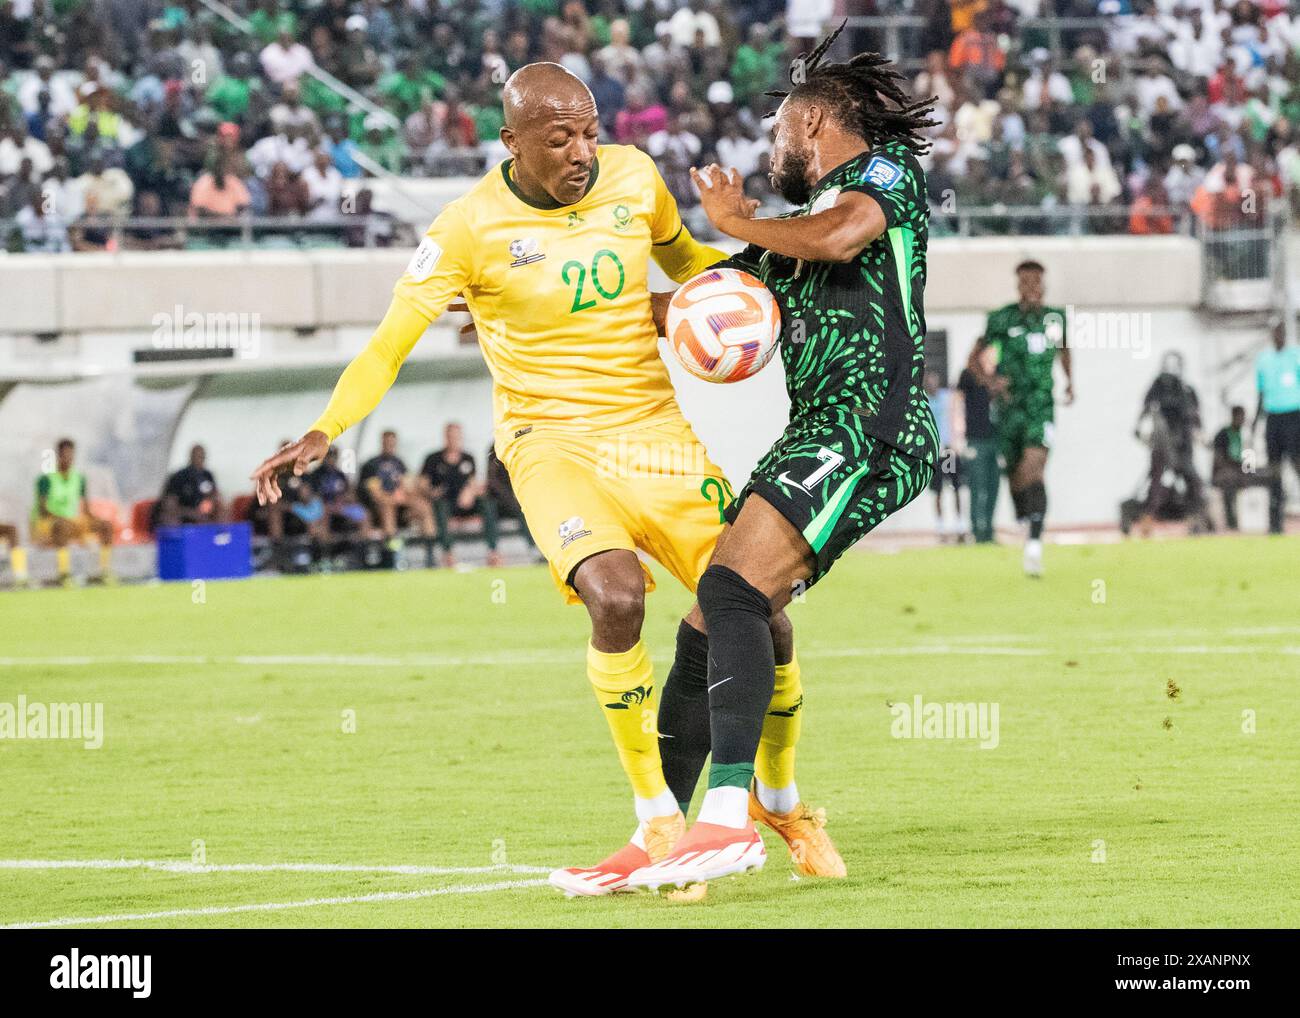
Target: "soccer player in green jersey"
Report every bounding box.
[629,25,941,888]
[975,260,1074,576]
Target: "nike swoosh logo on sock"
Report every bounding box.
[708,675,734,693]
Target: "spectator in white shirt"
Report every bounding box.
[1066,145,1122,206]
[41,159,84,222]
[1058,118,1114,176]
[17,56,77,117]
[16,192,71,253]
[75,153,135,216]
[1022,51,1074,111]
[715,117,768,180]
[1133,58,1184,117]
[269,81,321,135]
[301,148,344,222]
[0,124,53,177]
[596,18,644,83]
[260,27,315,86]
[248,125,314,178]
[668,0,721,49]
[647,113,702,206]
[1164,143,1206,206]
[1170,7,1224,79]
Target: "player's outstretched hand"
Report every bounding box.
[691,164,759,234]
[251,430,330,506]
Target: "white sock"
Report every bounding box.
[630,824,647,850]
[755,777,800,815]
[634,789,679,822]
[697,786,749,829]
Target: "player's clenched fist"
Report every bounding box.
[690,164,759,232]
[250,430,330,505]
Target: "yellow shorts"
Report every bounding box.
[31,514,95,545]
[499,413,734,605]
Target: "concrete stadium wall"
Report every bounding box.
[0,236,1277,536]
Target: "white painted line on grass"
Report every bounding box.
[0,859,550,876]
[1,878,550,929]
[3,643,1297,670]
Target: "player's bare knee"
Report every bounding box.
[585,583,644,647]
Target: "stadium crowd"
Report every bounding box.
[3,0,1300,251]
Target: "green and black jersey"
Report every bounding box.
[725,140,939,466]
[985,301,1067,464]
[719,141,937,583]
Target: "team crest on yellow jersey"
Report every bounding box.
[508,237,545,267]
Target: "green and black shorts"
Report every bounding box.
[724,406,934,586]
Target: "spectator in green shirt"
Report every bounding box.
[379,56,446,121]
[730,23,784,103]
[204,52,257,122]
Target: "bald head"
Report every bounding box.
[502,62,595,131]
[500,62,600,207]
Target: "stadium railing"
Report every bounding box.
[1197,207,1288,314]
[927,204,1195,237]
[0,214,402,251]
[844,13,1113,70]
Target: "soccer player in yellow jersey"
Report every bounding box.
[252,63,844,895]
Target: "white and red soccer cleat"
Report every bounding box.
[549,811,685,897]
[549,841,652,897]
[626,820,766,890]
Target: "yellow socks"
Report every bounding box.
[756,654,803,798]
[55,546,70,578]
[7,546,27,584]
[587,640,669,801]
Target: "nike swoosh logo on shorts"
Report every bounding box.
[708,676,735,693]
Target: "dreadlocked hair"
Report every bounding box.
[765,20,938,155]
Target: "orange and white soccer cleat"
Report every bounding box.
[549,811,685,897]
[749,787,847,878]
[626,820,766,890]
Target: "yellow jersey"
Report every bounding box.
[309,144,724,444]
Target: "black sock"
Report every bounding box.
[1010,486,1027,521]
[1024,481,1047,539]
[696,565,774,787]
[657,620,711,813]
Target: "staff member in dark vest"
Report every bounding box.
[956,339,1001,543]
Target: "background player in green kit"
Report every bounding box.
[975,260,1074,577]
[628,25,941,888]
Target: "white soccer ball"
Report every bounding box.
[665,267,781,383]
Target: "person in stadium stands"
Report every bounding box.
[972,260,1073,576]
[1134,351,1212,535]
[418,422,499,569]
[628,24,937,889]
[156,444,224,528]
[926,368,968,543]
[484,444,537,557]
[1255,321,1300,535]
[356,429,434,544]
[957,338,1001,544]
[188,152,251,219]
[1212,405,1264,532]
[0,522,28,587]
[307,445,371,539]
[31,438,114,584]
[251,61,837,900]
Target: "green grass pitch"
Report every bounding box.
[1,537,1297,928]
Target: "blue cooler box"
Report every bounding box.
[155,523,253,580]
